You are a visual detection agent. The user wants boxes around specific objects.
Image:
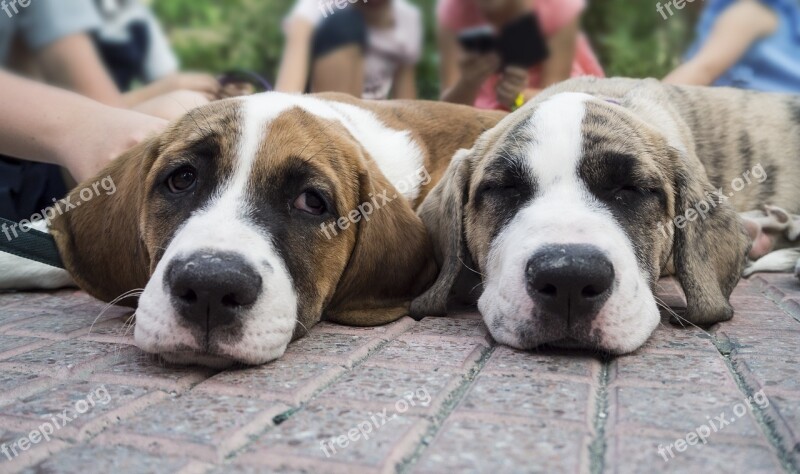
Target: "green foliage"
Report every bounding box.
[583,0,699,79]
[153,0,700,99]
[152,0,291,80]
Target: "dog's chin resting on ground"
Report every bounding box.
[412,77,800,354]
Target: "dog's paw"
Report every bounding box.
[743,248,800,277]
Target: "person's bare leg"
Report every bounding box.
[310,45,364,97]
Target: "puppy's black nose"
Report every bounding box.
[165,251,262,332]
[526,244,615,322]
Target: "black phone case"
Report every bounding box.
[498,13,549,68]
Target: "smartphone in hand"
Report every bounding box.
[498,13,549,68]
[457,13,549,68]
[457,26,497,55]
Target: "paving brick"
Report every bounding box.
[20,445,200,474]
[89,354,216,391]
[0,340,140,378]
[317,364,458,415]
[0,381,164,441]
[0,371,54,405]
[364,335,488,371]
[0,427,69,473]
[238,403,428,470]
[2,309,127,340]
[283,332,383,367]
[733,352,800,394]
[413,415,588,473]
[719,329,800,356]
[457,374,592,427]
[404,317,489,340]
[0,292,45,309]
[195,358,344,405]
[717,307,800,331]
[312,317,415,340]
[752,273,800,302]
[482,346,599,379]
[77,315,137,343]
[0,307,42,330]
[0,335,52,359]
[765,393,800,454]
[608,385,764,438]
[100,392,288,463]
[0,282,798,472]
[611,351,733,387]
[607,434,781,474]
[636,323,718,353]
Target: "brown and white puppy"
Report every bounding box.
[412,77,800,354]
[10,93,502,367]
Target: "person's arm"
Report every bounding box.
[438,27,499,105]
[0,72,166,183]
[123,73,221,107]
[392,64,417,100]
[33,33,125,107]
[275,17,315,93]
[509,17,580,104]
[664,0,778,86]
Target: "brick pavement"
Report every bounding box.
[0,275,798,473]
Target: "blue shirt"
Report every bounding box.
[686,0,800,93]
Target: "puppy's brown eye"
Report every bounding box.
[293,191,327,215]
[167,166,197,193]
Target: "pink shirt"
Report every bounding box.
[437,0,605,110]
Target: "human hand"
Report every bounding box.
[458,52,501,87]
[61,107,167,183]
[153,73,222,100]
[495,66,529,109]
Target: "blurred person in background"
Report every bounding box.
[0,71,166,220]
[276,0,422,99]
[664,0,800,92]
[0,0,207,220]
[2,0,219,120]
[437,0,604,110]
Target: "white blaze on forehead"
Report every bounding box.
[479,92,660,353]
[226,92,426,203]
[523,92,592,191]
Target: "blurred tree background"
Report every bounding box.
[152,0,701,100]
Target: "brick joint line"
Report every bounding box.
[588,359,610,474]
[711,334,798,473]
[395,345,496,473]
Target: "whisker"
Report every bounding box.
[87,289,144,336]
[457,256,485,278]
[653,295,712,337]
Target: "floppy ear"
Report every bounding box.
[669,147,750,325]
[409,149,472,318]
[325,160,438,326]
[50,139,158,306]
